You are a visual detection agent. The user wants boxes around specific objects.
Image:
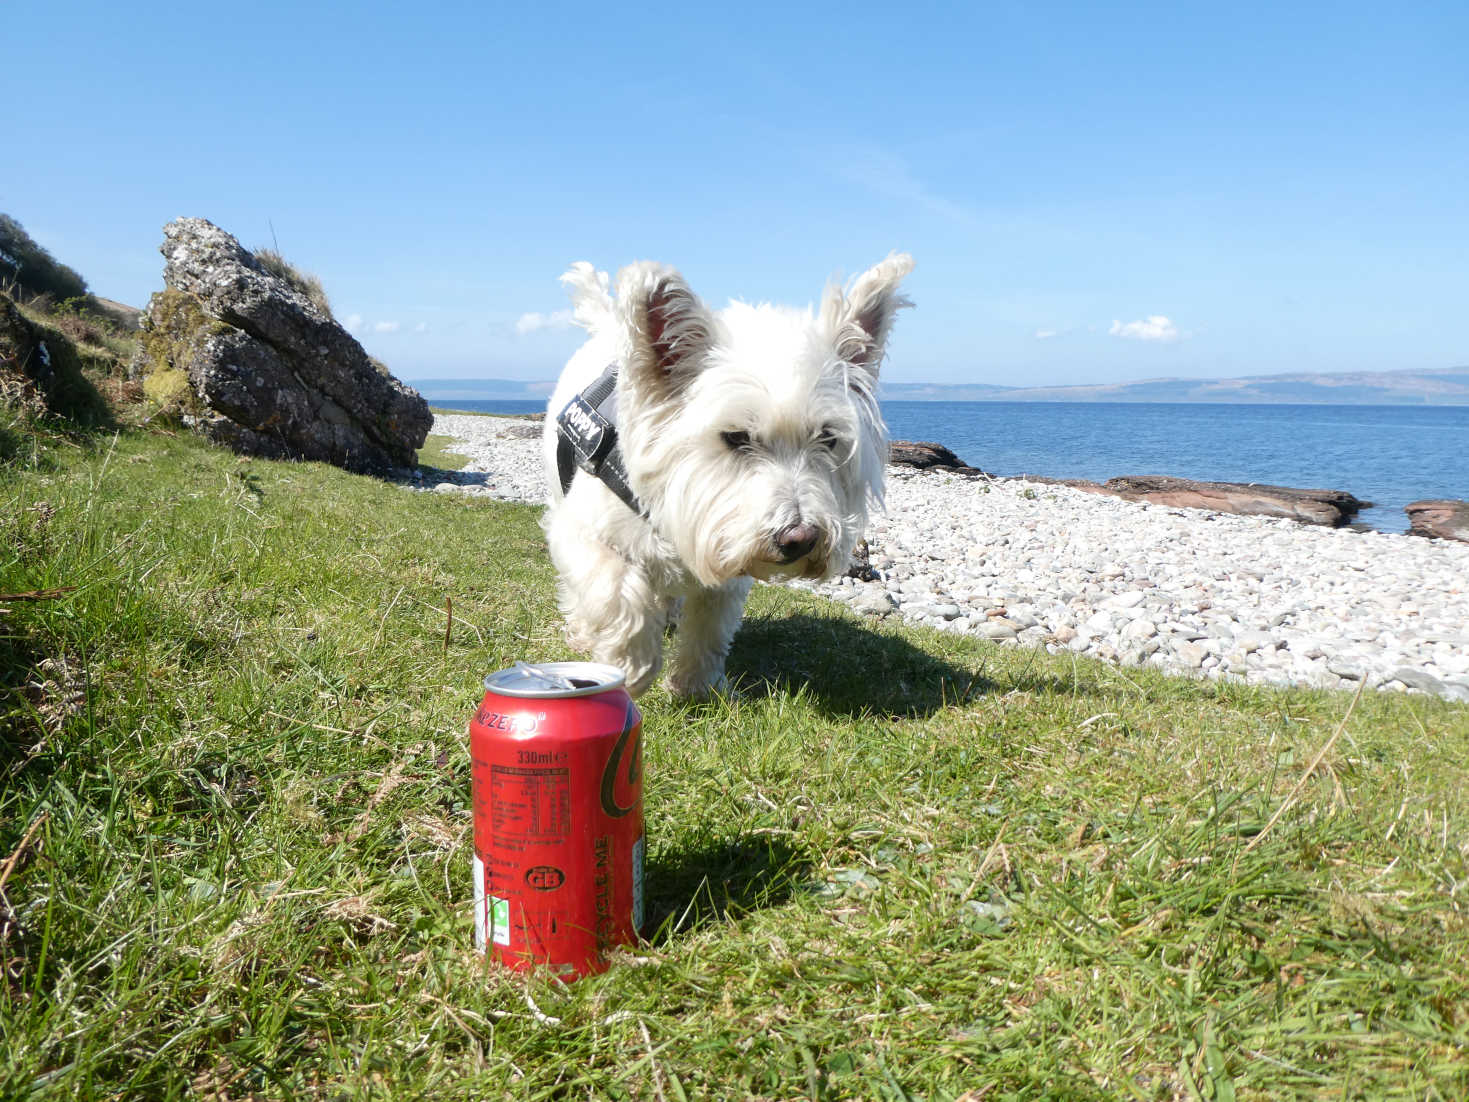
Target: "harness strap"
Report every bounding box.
[554,363,645,516]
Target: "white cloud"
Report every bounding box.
[1109,315,1182,342]
[344,313,363,332]
[1034,328,1059,340]
[414,321,428,333]
[373,320,401,333]
[515,309,575,336]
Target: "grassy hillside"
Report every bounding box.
[2,420,1467,1100]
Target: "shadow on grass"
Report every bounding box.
[727,611,996,719]
[728,607,1197,717]
[0,614,65,779]
[643,834,809,943]
[400,467,508,494]
[8,307,117,433]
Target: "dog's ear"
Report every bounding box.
[618,262,716,398]
[822,252,915,376]
[560,262,614,333]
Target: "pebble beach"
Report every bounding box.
[420,413,1469,703]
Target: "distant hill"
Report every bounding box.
[90,297,143,332]
[409,367,1469,406]
[883,367,1469,405]
[409,377,555,402]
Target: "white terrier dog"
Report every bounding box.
[540,254,913,699]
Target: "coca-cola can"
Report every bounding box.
[469,661,644,979]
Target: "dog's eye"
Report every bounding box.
[721,430,752,452]
[816,426,842,451]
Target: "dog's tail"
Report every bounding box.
[560,262,615,334]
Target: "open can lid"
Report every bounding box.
[483,661,627,699]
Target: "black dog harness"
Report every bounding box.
[554,363,645,516]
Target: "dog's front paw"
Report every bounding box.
[665,670,733,703]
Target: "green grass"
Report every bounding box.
[415,433,471,471]
[2,425,1467,1100]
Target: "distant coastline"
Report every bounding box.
[407,365,1469,407]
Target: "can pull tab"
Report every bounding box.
[514,661,578,691]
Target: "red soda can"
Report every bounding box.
[469,661,644,979]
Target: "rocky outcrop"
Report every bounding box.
[1016,474,1365,526]
[136,218,430,473]
[1404,499,1469,543]
[888,440,988,475]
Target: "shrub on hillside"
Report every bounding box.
[0,214,88,302]
[33,297,137,377]
[0,293,111,429]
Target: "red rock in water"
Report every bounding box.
[1404,499,1469,543]
[1099,475,1366,527]
[1012,473,1366,526]
[892,437,1370,527]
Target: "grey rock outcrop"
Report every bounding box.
[1404,499,1469,543]
[136,218,430,473]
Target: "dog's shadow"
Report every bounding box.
[725,610,991,719]
[642,834,808,943]
[410,467,494,491]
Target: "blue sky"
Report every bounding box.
[5,0,1465,386]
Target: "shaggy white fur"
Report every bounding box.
[541,255,914,698]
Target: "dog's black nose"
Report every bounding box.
[774,523,819,562]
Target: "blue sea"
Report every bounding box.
[432,399,1469,534]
